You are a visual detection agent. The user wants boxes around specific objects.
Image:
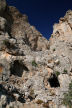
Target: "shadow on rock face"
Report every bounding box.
[0,84,25,105]
[10,60,29,77]
[48,74,60,88]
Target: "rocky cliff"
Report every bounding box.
[0,0,72,108]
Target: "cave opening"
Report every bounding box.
[48,74,60,87]
[10,60,29,77]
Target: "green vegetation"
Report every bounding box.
[29,89,35,99]
[51,34,53,38]
[32,60,37,67]
[63,69,68,74]
[62,81,72,108]
[9,107,14,108]
[55,71,60,77]
[30,89,34,96]
[3,40,10,46]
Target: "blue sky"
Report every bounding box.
[6,0,72,39]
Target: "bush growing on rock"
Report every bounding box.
[32,60,38,67]
[3,40,10,46]
[29,89,35,99]
[55,71,60,77]
[51,34,53,38]
[63,69,68,74]
[62,81,72,108]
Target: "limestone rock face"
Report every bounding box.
[0,17,7,31]
[7,6,49,51]
[0,59,10,82]
[0,0,72,108]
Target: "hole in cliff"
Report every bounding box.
[10,60,29,77]
[48,74,60,87]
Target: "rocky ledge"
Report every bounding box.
[0,0,72,108]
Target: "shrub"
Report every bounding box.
[62,81,72,108]
[63,69,68,74]
[51,34,53,38]
[9,107,14,108]
[29,89,35,99]
[3,40,10,46]
[69,81,72,90]
[55,71,60,77]
[32,60,37,67]
[30,89,34,96]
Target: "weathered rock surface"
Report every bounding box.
[6,6,49,51]
[0,0,7,16]
[0,0,72,108]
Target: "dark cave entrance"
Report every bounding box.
[48,74,60,87]
[10,60,29,77]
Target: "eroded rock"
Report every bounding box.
[0,0,7,16]
[0,0,72,108]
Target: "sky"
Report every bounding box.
[6,0,72,39]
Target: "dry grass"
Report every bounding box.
[36,99,44,104]
[43,102,49,108]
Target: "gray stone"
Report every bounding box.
[0,17,7,31]
[0,95,7,106]
[0,59,10,82]
[0,0,7,15]
[0,1,72,108]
